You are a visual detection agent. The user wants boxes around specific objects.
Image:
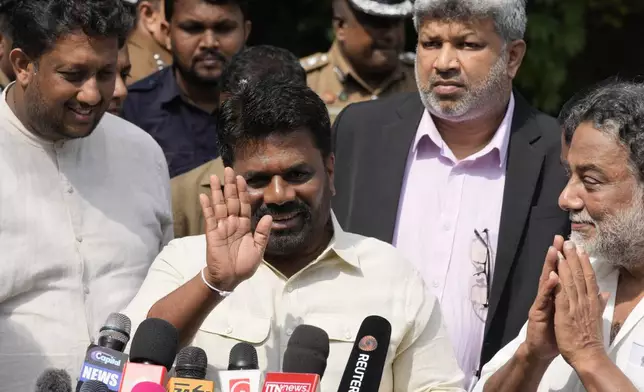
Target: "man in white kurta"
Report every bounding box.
[0,87,172,389]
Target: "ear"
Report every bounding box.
[243,20,252,43]
[325,153,336,197]
[138,1,161,33]
[506,39,526,79]
[10,48,35,87]
[160,19,172,51]
[333,17,347,42]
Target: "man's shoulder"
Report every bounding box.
[300,52,331,74]
[334,92,420,131]
[127,67,170,95]
[96,113,164,158]
[341,229,423,281]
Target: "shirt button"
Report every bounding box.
[442,222,451,231]
[67,186,74,194]
[76,235,83,243]
[345,331,352,340]
[286,328,293,336]
[83,286,90,294]
[286,285,293,293]
[225,327,233,334]
[432,280,440,288]
[54,141,64,149]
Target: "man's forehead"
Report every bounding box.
[234,133,320,171]
[419,17,496,36]
[566,122,629,167]
[45,32,118,64]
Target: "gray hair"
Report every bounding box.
[560,80,644,181]
[413,0,527,42]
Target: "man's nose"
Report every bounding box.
[262,176,296,206]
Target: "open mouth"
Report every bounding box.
[270,211,303,230]
[67,106,95,122]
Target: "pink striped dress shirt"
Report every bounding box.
[393,95,515,389]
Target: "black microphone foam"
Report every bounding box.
[176,346,208,379]
[336,315,392,392]
[228,342,259,370]
[79,380,109,392]
[129,318,179,370]
[98,312,132,352]
[283,324,330,378]
[35,368,72,392]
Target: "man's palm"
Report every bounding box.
[200,168,272,292]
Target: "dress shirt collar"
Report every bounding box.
[263,210,361,278]
[413,93,515,168]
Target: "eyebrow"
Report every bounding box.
[243,163,310,178]
[560,160,606,175]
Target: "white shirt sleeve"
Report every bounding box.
[471,322,528,392]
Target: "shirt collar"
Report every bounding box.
[1,83,55,148]
[263,210,361,277]
[413,93,515,168]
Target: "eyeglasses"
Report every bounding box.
[471,229,491,311]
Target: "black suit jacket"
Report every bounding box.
[332,92,571,368]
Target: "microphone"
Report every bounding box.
[218,343,261,392]
[131,382,166,392]
[166,346,215,392]
[262,325,330,392]
[79,380,110,392]
[118,318,179,392]
[99,313,132,352]
[35,368,72,392]
[336,315,392,392]
[78,313,132,391]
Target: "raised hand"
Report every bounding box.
[554,241,610,368]
[199,167,273,292]
[523,235,565,363]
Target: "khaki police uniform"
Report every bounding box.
[302,41,416,122]
[171,157,225,238]
[126,28,173,85]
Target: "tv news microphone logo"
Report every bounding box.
[170,382,209,392]
[263,383,311,392]
[229,378,251,392]
[357,336,377,352]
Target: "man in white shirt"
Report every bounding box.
[0,0,172,389]
[476,81,644,391]
[124,78,465,392]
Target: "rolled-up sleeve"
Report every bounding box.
[393,272,466,392]
[471,323,526,392]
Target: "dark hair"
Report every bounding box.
[560,80,644,180]
[165,0,248,23]
[220,45,306,96]
[11,0,133,58]
[0,0,15,36]
[217,79,332,168]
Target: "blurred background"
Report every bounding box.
[247,0,644,115]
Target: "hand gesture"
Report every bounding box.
[554,241,610,368]
[199,167,273,292]
[523,235,564,363]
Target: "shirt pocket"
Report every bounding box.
[624,362,644,388]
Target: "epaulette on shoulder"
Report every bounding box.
[300,52,330,73]
[399,51,416,66]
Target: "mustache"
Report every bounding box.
[252,200,311,222]
[570,210,595,224]
[194,50,227,63]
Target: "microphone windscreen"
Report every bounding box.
[99,313,132,346]
[176,346,208,379]
[129,318,179,370]
[79,380,109,392]
[228,342,258,370]
[130,382,166,392]
[283,325,330,378]
[35,368,72,392]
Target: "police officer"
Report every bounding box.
[302,0,416,121]
[0,0,15,90]
[125,0,173,84]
